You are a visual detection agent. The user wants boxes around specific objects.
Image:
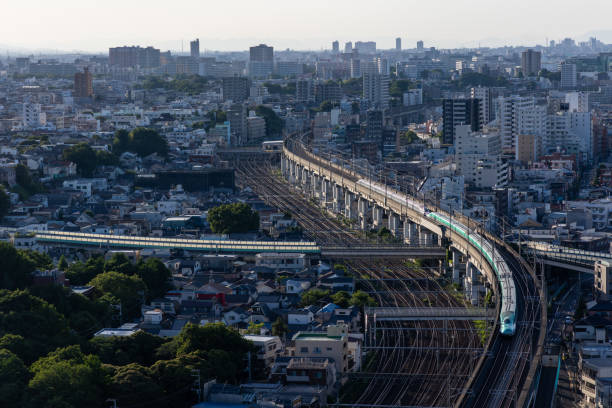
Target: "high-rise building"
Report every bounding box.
[332,41,339,53]
[520,49,541,76]
[454,125,505,188]
[442,99,481,145]
[496,96,541,154]
[355,41,376,54]
[395,38,401,51]
[470,87,495,126]
[363,72,390,110]
[109,46,161,68]
[350,58,361,78]
[344,42,352,53]
[314,82,342,104]
[249,44,274,78]
[545,111,592,161]
[417,40,424,51]
[222,76,249,102]
[366,110,383,140]
[190,39,200,59]
[560,62,577,89]
[227,103,248,146]
[296,80,313,102]
[247,113,266,142]
[565,92,589,112]
[74,67,93,98]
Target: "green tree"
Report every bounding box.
[89,271,147,320]
[319,100,334,112]
[245,321,264,334]
[0,348,29,405]
[0,187,10,221]
[27,345,109,408]
[104,253,137,276]
[65,256,105,285]
[331,291,351,307]
[113,127,168,158]
[255,105,283,137]
[0,243,35,290]
[63,143,98,177]
[0,290,73,363]
[149,358,194,404]
[108,364,164,408]
[87,330,166,366]
[207,203,260,234]
[57,255,68,271]
[300,288,330,307]
[271,317,288,337]
[137,258,172,300]
[350,290,377,307]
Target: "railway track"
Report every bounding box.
[236,160,483,407]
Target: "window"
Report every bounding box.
[314,347,321,354]
[300,347,308,353]
[326,347,332,351]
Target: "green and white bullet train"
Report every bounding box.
[356,179,517,336]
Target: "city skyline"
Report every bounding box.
[2,0,612,53]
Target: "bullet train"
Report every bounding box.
[356,178,517,336]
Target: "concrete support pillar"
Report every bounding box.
[301,168,309,187]
[388,213,400,237]
[372,206,383,229]
[332,185,343,213]
[358,198,369,230]
[404,221,418,245]
[281,157,287,175]
[321,180,331,206]
[452,249,461,283]
[345,191,356,220]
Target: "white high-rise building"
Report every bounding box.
[363,72,390,110]
[565,91,589,112]
[344,42,353,53]
[470,87,492,126]
[454,125,506,188]
[22,103,46,129]
[546,111,592,161]
[497,96,541,154]
[350,58,361,78]
[560,62,577,89]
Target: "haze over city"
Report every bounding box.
[3,0,612,52]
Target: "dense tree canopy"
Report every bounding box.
[63,143,98,176]
[0,187,9,221]
[255,105,283,137]
[207,202,260,234]
[0,348,29,405]
[89,271,147,320]
[0,290,72,363]
[300,288,330,307]
[112,128,169,158]
[27,345,109,408]
[0,243,35,290]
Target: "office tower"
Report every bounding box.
[560,62,577,89]
[190,39,200,59]
[417,40,424,51]
[366,110,383,140]
[470,86,493,125]
[332,41,339,53]
[545,111,592,161]
[344,42,352,53]
[74,67,93,98]
[222,76,249,102]
[403,89,423,106]
[355,41,376,54]
[395,38,401,51]
[296,79,312,102]
[454,125,504,188]
[442,99,481,145]
[227,103,248,146]
[520,49,541,76]
[363,72,390,110]
[109,46,161,68]
[375,57,389,75]
[350,58,361,78]
[249,44,274,78]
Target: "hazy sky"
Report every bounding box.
[3,0,612,53]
